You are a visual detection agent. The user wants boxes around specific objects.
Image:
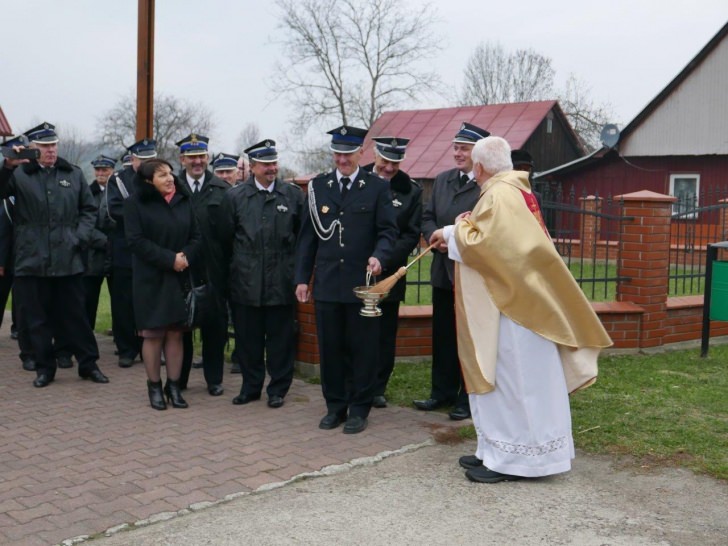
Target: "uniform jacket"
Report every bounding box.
[422,167,480,289]
[0,198,14,273]
[0,157,97,277]
[82,181,110,277]
[362,163,423,302]
[294,168,398,303]
[106,165,136,269]
[124,175,201,330]
[181,169,230,290]
[218,178,304,306]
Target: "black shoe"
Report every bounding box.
[56,356,73,369]
[459,455,483,470]
[165,379,189,408]
[232,392,261,405]
[413,398,447,411]
[372,395,387,408]
[192,360,204,369]
[22,359,36,372]
[80,369,109,384]
[208,384,224,396]
[319,413,345,430]
[118,357,134,368]
[343,416,368,434]
[465,466,523,484]
[230,362,241,374]
[33,373,54,388]
[449,406,471,421]
[10,326,18,340]
[147,380,167,411]
[267,395,284,408]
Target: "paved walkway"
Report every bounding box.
[0,323,457,546]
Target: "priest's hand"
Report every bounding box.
[455,211,471,223]
[429,229,448,252]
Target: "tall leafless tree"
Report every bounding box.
[558,74,613,151]
[275,0,441,134]
[97,92,216,161]
[234,122,262,152]
[56,124,100,166]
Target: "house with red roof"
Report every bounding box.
[0,105,13,139]
[360,100,585,200]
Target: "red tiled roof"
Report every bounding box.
[0,106,12,137]
[361,100,559,179]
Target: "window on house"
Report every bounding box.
[669,174,700,218]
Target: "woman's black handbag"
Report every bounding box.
[185,272,210,328]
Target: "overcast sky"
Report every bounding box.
[2,0,727,162]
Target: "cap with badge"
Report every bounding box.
[176,133,209,156]
[91,154,116,169]
[372,136,410,162]
[452,122,490,144]
[24,122,59,144]
[3,134,29,148]
[327,125,368,153]
[511,149,534,169]
[120,151,132,166]
[212,152,241,171]
[244,139,278,163]
[128,138,157,159]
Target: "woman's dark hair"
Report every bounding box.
[137,159,174,182]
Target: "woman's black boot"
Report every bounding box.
[165,379,189,408]
[147,380,167,411]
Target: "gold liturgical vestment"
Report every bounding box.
[452,170,613,395]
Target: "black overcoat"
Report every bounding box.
[294,169,398,303]
[421,168,480,289]
[82,182,109,277]
[124,175,201,330]
[218,178,304,306]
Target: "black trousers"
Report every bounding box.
[181,288,227,388]
[431,286,468,408]
[315,301,380,419]
[374,300,400,397]
[13,275,100,377]
[111,268,141,359]
[231,303,295,398]
[0,270,12,331]
[82,275,109,330]
[11,285,34,363]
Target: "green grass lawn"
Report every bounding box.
[384,346,728,480]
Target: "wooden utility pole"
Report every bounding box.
[136,0,155,140]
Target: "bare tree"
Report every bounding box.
[234,122,262,152]
[275,0,441,134]
[558,74,614,151]
[459,42,555,105]
[97,92,216,161]
[56,124,100,166]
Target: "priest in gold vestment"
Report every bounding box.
[432,136,612,483]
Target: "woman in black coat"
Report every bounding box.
[124,159,201,410]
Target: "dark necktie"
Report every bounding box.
[459,173,469,188]
[193,180,200,194]
[340,177,351,197]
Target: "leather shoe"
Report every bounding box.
[343,416,368,434]
[80,369,109,384]
[118,357,134,368]
[56,356,73,369]
[459,455,484,470]
[449,406,471,421]
[232,392,261,405]
[33,373,54,388]
[319,413,345,430]
[268,395,284,408]
[465,466,523,484]
[372,395,387,408]
[208,384,224,396]
[413,398,447,411]
[22,359,36,372]
[192,360,204,369]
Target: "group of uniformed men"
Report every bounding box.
[1,118,521,434]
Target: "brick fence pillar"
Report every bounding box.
[616,190,676,349]
[579,195,602,258]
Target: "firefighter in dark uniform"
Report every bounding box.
[176,134,231,396]
[106,139,157,368]
[0,122,109,387]
[362,137,422,409]
[218,140,304,409]
[212,152,241,187]
[295,125,398,434]
[415,122,490,420]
